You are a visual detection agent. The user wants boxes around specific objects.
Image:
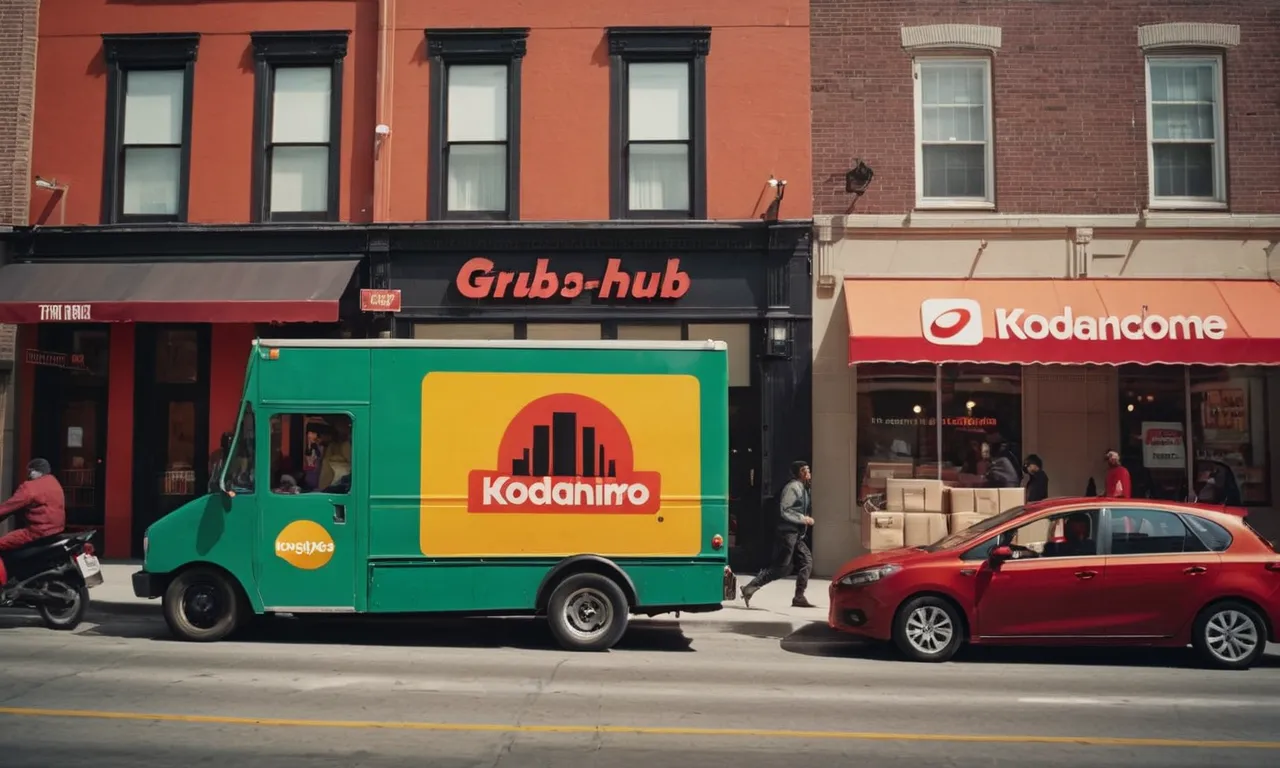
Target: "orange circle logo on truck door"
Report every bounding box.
[274,520,335,570]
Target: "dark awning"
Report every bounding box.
[0,259,360,324]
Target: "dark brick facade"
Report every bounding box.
[812,1,1280,216]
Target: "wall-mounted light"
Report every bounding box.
[764,319,792,359]
[33,176,70,226]
[762,177,788,222]
[845,160,875,195]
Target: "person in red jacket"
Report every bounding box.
[1103,449,1132,498]
[0,458,66,551]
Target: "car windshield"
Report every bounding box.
[919,505,1026,552]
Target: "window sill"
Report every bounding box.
[1145,200,1229,213]
[914,200,996,212]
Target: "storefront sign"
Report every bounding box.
[923,299,1227,347]
[25,349,86,370]
[37,303,93,321]
[1142,421,1186,469]
[359,289,402,313]
[455,257,690,301]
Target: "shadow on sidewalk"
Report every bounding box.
[777,622,1280,670]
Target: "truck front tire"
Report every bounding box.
[162,566,244,642]
[546,572,630,652]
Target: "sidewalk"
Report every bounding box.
[90,563,826,630]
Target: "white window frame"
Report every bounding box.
[913,56,995,210]
[1144,54,1227,210]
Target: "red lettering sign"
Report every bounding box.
[359,289,402,313]
[455,258,690,301]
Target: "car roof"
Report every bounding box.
[1021,496,1248,521]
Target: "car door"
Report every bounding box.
[256,409,365,612]
[1094,506,1223,638]
[975,508,1109,637]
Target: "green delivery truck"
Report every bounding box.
[132,338,734,650]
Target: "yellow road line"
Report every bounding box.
[0,706,1277,749]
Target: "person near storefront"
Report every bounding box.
[1023,454,1049,502]
[1104,450,1132,498]
[741,460,816,609]
[0,459,66,551]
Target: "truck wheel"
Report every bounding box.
[546,573,630,652]
[893,595,963,663]
[1192,600,1267,670]
[38,579,89,631]
[163,566,243,642]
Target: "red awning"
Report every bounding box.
[844,278,1280,366]
[0,259,360,324]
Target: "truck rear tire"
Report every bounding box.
[546,572,630,652]
[162,566,243,643]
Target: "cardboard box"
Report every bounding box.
[861,510,906,552]
[885,478,945,513]
[949,512,985,534]
[947,487,975,514]
[974,488,1001,518]
[1015,517,1052,549]
[904,512,948,547]
[998,486,1026,512]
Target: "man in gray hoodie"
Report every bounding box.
[741,460,816,608]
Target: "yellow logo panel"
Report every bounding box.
[420,372,702,557]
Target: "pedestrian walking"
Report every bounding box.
[1023,453,1049,502]
[741,460,816,608]
[1103,449,1131,498]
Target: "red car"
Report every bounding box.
[828,498,1280,669]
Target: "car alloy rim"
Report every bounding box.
[905,605,954,655]
[564,587,612,639]
[1205,609,1259,663]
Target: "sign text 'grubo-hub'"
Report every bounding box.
[456,257,690,301]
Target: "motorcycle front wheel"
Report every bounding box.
[38,579,90,631]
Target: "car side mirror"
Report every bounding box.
[990,545,1013,561]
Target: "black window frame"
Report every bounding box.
[607,26,710,221]
[250,30,349,223]
[101,33,200,225]
[425,28,528,222]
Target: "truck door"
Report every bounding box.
[256,407,366,612]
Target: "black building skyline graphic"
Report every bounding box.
[509,411,618,478]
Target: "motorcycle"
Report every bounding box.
[0,530,103,631]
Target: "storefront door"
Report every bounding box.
[728,387,763,571]
[132,325,211,557]
[31,326,110,549]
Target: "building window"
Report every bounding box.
[426,29,528,220]
[1190,366,1269,506]
[101,33,200,223]
[250,31,349,222]
[1146,56,1226,208]
[607,27,710,219]
[914,57,993,209]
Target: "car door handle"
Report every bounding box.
[960,569,976,577]
[333,504,346,524]
[1183,565,1208,575]
[1074,570,1098,580]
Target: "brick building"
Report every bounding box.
[0,0,813,566]
[0,0,39,506]
[810,1,1280,574]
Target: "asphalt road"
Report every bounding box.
[1,609,1279,767]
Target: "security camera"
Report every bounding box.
[375,124,391,136]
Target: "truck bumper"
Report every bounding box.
[132,570,163,599]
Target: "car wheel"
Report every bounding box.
[893,595,963,663]
[162,567,243,643]
[546,572,630,652]
[1192,600,1267,670]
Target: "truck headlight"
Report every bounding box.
[837,564,902,587]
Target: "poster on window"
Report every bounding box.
[1142,421,1186,469]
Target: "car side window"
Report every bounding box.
[1179,513,1233,553]
[1018,509,1102,558]
[1109,508,1193,555]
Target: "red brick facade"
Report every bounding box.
[811,1,1280,216]
[0,0,38,226]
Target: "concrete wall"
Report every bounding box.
[810,214,1280,576]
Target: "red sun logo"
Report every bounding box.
[929,308,972,339]
[467,393,661,514]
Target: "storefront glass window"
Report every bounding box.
[940,364,1022,488]
[856,364,937,501]
[1118,364,1188,501]
[1191,366,1269,506]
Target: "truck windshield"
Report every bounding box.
[220,402,257,493]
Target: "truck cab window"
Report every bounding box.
[270,413,353,495]
[226,403,256,493]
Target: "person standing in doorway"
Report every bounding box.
[1023,454,1049,503]
[741,461,816,609]
[1104,449,1132,498]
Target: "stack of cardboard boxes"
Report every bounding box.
[860,480,1029,552]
